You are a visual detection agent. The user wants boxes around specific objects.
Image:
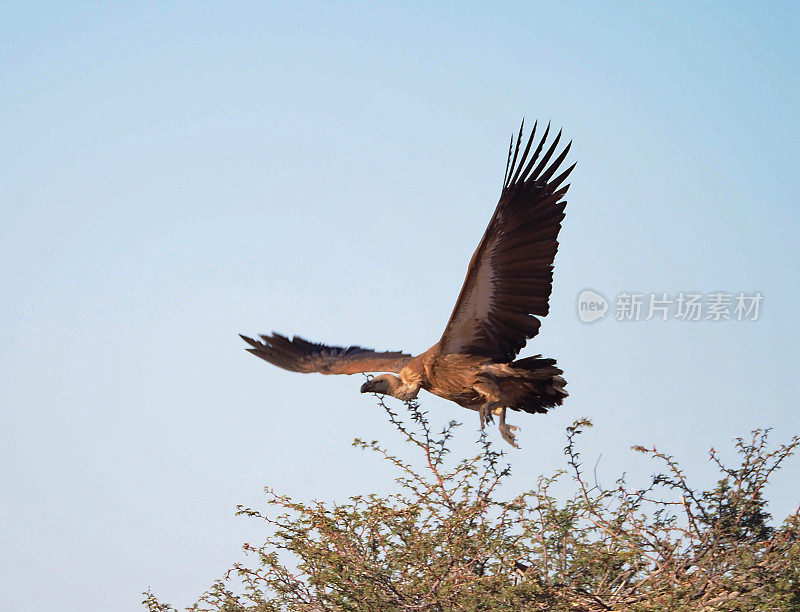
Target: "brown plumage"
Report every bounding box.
[240,120,573,447]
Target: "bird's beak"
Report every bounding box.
[360,381,371,393]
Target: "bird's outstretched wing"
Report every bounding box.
[439,120,574,362]
[240,333,412,374]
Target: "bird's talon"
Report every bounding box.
[478,404,494,429]
[499,423,519,448]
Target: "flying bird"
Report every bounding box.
[241,121,573,447]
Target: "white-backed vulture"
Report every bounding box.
[241,121,573,447]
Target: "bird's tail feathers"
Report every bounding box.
[509,354,568,412]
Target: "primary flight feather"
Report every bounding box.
[241,120,573,447]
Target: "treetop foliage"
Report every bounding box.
[145,399,800,611]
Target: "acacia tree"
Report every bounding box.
[145,399,800,611]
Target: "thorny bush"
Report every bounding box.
[145,399,800,611]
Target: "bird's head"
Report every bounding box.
[360,374,399,395]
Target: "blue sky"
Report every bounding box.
[2,2,799,610]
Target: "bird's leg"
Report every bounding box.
[475,381,502,431]
[478,401,498,430]
[498,407,520,448]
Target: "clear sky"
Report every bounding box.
[2,2,799,610]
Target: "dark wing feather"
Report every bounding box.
[240,333,412,374]
[439,120,575,362]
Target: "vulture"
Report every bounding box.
[241,121,573,447]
